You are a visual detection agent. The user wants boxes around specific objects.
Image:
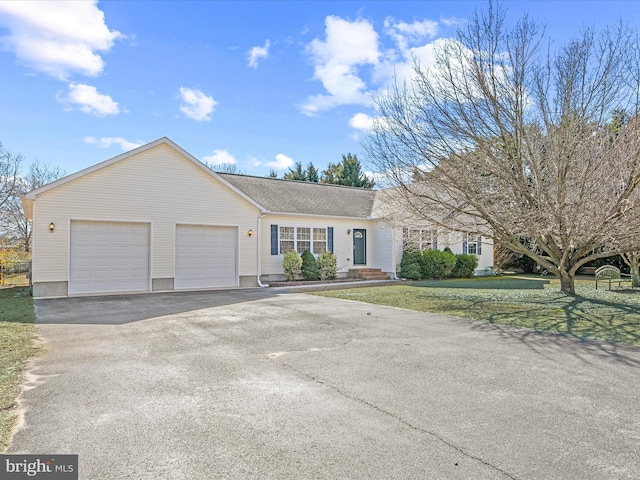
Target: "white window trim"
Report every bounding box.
[279,226,328,255]
[466,233,479,255]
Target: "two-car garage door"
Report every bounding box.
[69,221,238,295]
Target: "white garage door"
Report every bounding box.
[175,224,238,289]
[70,221,150,295]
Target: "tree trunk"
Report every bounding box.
[632,263,640,288]
[559,270,575,295]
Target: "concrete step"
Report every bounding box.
[348,268,390,280]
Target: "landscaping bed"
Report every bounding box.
[268,277,364,287]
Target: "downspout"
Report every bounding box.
[256,213,269,287]
[392,229,399,280]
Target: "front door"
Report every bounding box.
[353,229,366,265]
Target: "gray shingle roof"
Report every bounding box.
[218,173,376,218]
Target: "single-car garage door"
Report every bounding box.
[175,224,238,289]
[70,221,150,295]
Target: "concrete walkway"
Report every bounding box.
[9,290,640,479]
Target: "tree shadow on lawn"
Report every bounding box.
[469,293,640,367]
[413,277,550,290]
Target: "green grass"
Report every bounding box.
[312,276,640,346]
[0,287,39,452]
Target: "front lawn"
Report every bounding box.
[0,287,39,452]
[313,276,640,346]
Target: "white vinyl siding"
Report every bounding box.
[69,221,150,295]
[30,143,260,293]
[263,216,373,277]
[175,225,238,289]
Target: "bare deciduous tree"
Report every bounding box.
[366,2,640,294]
[0,142,22,210]
[1,160,64,252]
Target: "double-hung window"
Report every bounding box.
[313,228,327,254]
[279,227,295,253]
[279,226,327,255]
[465,233,481,255]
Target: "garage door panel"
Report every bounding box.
[175,225,237,289]
[70,221,150,295]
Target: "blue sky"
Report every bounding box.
[1,1,639,179]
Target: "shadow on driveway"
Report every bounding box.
[34,288,281,325]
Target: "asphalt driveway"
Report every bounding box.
[8,289,640,479]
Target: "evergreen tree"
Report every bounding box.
[321,153,375,188]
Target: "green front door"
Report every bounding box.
[353,229,366,265]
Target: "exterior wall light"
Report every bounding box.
[49,222,55,233]
[347,229,351,235]
[248,229,253,237]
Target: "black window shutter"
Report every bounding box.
[328,227,334,253]
[271,225,278,255]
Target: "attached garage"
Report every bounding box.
[175,224,238,289]
[69,221,151,295]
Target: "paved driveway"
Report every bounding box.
[9,289,640,479]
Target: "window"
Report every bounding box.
[279,226,328,254]
[279,227,294,253]
[297,227,311,253]
[405,228,437,250]
[465,233,481,255]
[313,228,327,254]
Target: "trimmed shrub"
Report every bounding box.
[282,250,302,281]
[400,249,423,280]
[301,250,320,280]
[450,254,479,278]
[318,251,337,280]
[422,249,456,279]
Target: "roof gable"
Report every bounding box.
[22,138,267,214]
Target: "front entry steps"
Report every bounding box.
[348,268,390,281]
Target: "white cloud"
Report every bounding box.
[349,112,374,131]
[84,136,143,151]
[384,17,439,52]
[0,1,123,80]
[179,87,217,121]
[266,153,294,170]
[247,156,263,167]
[440,16,464,27]
[58,83,120,116]
[302,16,380,116]
[202,149,237,166]
[248,39,270,68]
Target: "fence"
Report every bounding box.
[0,261,31,286]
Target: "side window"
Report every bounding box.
[466,233,479,255]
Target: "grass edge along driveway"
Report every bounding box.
[0,287,39,453]
[312,275,640,346]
